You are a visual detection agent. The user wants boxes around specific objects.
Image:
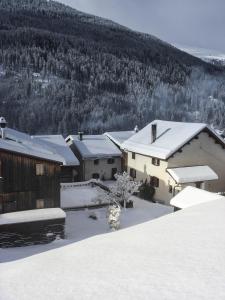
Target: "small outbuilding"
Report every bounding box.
[66,133,122,181]
[170,186,225,211]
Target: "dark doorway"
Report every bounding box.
[111,168,117,180]
[92,173,100,179]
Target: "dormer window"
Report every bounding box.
[152,157,160,166]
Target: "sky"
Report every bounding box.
[59,0,225,52]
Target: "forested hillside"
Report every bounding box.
[0,0,225,134]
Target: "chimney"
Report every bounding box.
[134,125,139,133]
[151,123,157,143]
[0,117,7,139]
[78,131,83,141]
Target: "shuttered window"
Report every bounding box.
[36,164,45,176]
[150,176,159,188]
[36,199,45,209]
[130,168,136,179]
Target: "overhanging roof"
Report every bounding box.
[167,166,218,184]
[67,135,122,159]
[170,186,225,209]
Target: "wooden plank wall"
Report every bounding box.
[0,150,61,213]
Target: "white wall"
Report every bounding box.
[126,131,225,205]
[84,157,121,181]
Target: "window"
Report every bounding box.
[150,176,159,188]
[94,159,99,165]
[92,173,100,179]
[130,168,136,179]
[168,185,173,194]
[132,152,136,160]
[196,182,202,189]
[152,157,160,166]
[36,199,45,209]
[107,158,115,164]
[36,164,45,176]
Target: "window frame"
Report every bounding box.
[130,168,136,179]
[94,159,99,165]
[107,158,115,164]
[152,157,160,166]
[132,152,136,160]
[36,164,45,176]
[151,176,159,188]
[168,185,173,194]
[36,199,45,209]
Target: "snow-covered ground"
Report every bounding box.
[1,200,225,299]
[0,197,172,263]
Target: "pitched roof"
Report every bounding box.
[121,120,221,159]
[32,135,80,166]
[167,166,218,184]
[67,135,122,159]
[104,131,135,147]
[0,128,62,163]
[170,186,225,209]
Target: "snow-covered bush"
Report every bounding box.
[112,172,140,209]
[139,180,155,201]
[107,205,121,231]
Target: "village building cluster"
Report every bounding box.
[1,116,225,245]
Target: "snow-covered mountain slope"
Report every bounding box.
[0,0,225,134]
[1,199,225,299]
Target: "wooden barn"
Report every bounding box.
[32,135,80,183]
[0,126,62,214]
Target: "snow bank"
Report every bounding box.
[1,200,224,299]
[0,208,66,225]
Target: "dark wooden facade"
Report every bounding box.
[0,150,61,214]
[60,165,80,183]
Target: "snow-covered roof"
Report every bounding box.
[1,200,225,299]
[32,135,80,166]
[67,135,122,159]
[0,208,66,225]
[170,186,225,209]
[0,128,63,163]
[121,120,211,159]
[104,131,136,147]
[167,166,218,184]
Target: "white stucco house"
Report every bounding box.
[104,130,136,171]
[121,120,225,205]
[66,133,122,181]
